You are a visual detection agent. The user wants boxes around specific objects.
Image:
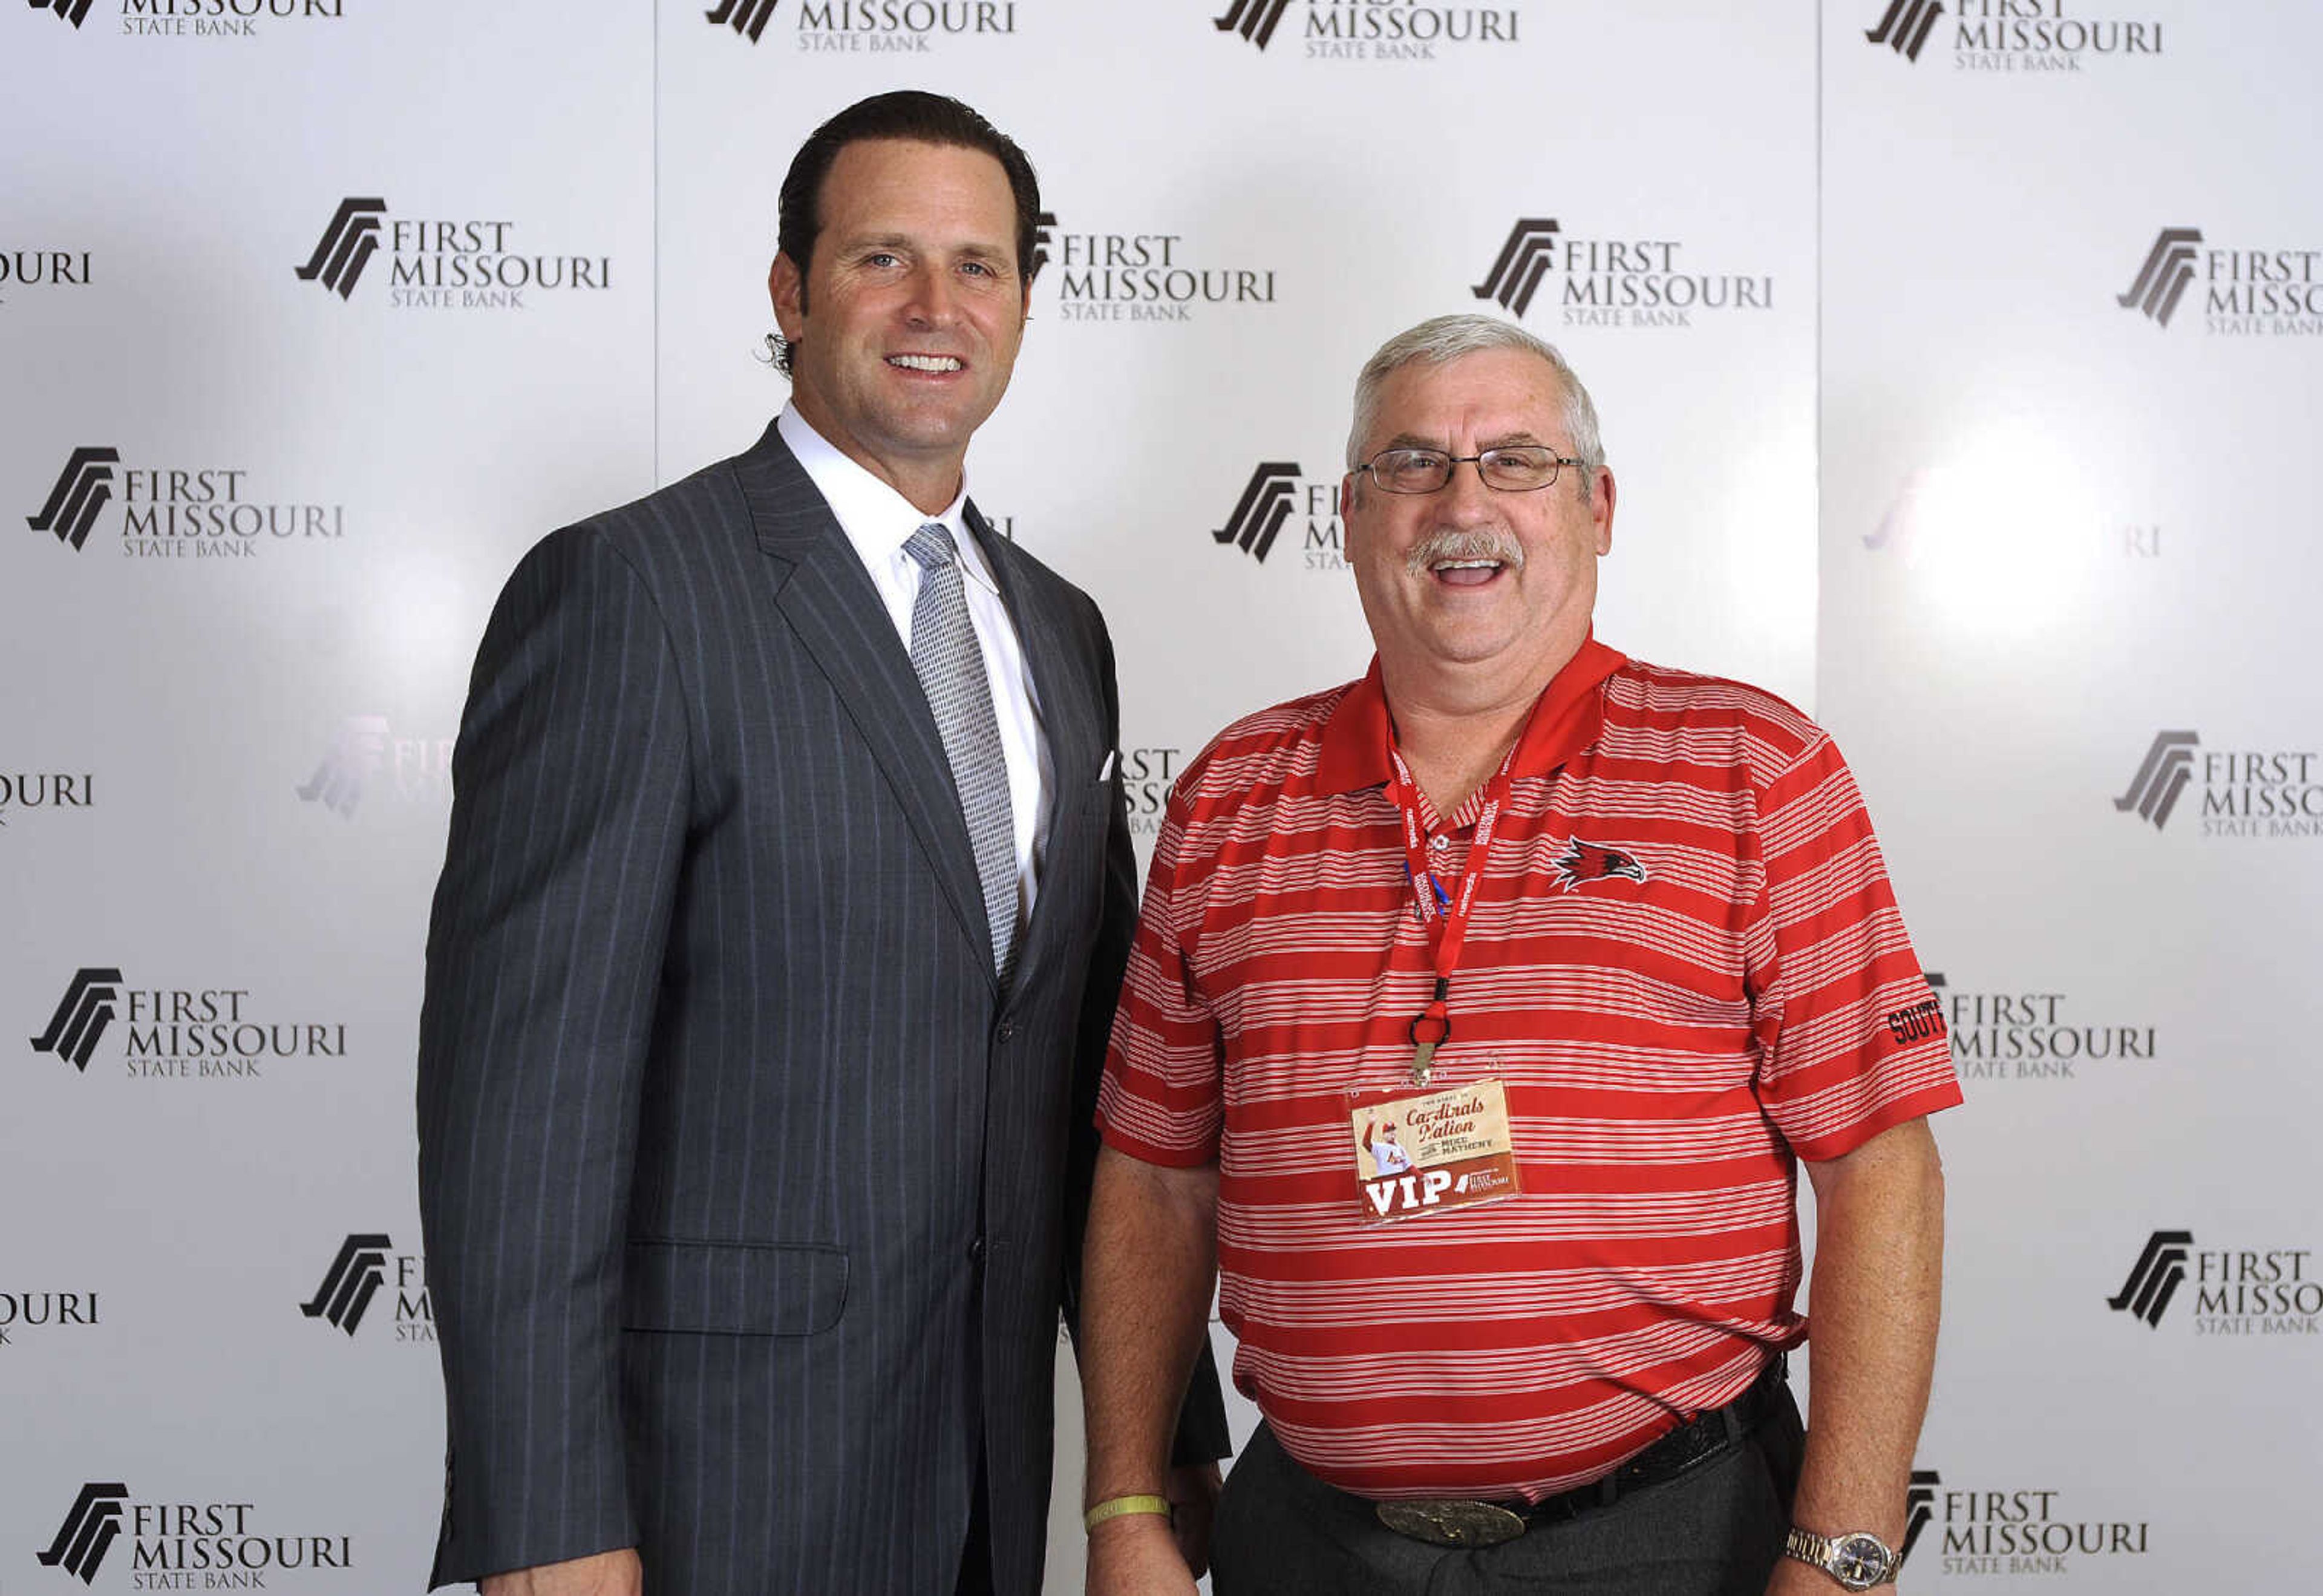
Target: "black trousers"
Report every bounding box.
[1212,1392,1805,1596]
[952,1459,992,1596]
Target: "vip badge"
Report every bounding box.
[1347,1077,1520,1223]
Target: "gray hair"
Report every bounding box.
[1345,314,1606,502]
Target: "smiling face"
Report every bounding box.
[1342,347,1615,699]
[769,138,1030,512]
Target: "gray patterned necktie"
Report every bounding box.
[903,522,1019,981]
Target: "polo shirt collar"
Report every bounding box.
[1315,635,1627,796]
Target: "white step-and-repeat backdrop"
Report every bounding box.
[4,2,2315,1591]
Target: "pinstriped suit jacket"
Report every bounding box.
[416,422,1214,1595]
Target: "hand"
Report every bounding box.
[1086,1513,1198,1596]
[1165,1462,1224,1578]
[480,1549,643,1596]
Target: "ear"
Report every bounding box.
[1338,473,1373,575]
[1591,466,1617,556]
[769,253,806,341]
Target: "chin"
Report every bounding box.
[1416,624,1520,662]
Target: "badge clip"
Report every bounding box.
[1407,976,1451,1087]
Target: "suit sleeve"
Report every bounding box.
[1060,607,1230,1465]
[416,525,690,1586]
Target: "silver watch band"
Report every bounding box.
[1782,1526,1900,1589]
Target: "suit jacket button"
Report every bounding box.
[968,1237,987,1265]
[995,1018,1018,1044]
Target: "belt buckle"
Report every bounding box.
[1375,1499,1527,1548]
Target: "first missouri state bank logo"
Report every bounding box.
[27,0,97,30]
[1474,220,1561,318]
[2108,1229,2321,1334]
[1901,1467,2154,1577]
[2111,730,2196,828]
[707,0,780,39]
[1904,1471,1940,1563]
[1865,0,1942,61]
[2117,225,2323,335]
[1120,745,1185,840]
[301,1233,434,1342]
[34,2,347,38]
[708,0,1016,48]
[1214,462,1303,564]
[1926,972,2156,1085]
[2117,228,2201,327]
[1866,0,2163,71]
[1031,209,1053,276]
[0,245,93,309]
[2106,1230,2192,1326]
[27,448,121,551]
[1213,0,1520,59]
[301,1234,392,1334]
[26,967,348,1081]
[33,1482,355,1585]
[2112,729,2323,839]
[25,445,345,558]
[293,197,612,308]
[293,198,384,298]
[38,1482,128,1581]
[1042,211,1278,324]
[0,769,97,833]
[1211,462,1350,572]
[296,716,389,816]
[1472,217,1772,330]
[30,968,123,1072]
[294,716,453,819]
[1214,0,1291,47]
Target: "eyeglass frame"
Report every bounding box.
[1352,445,1588,495]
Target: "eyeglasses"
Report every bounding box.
[1356,446,1583,495]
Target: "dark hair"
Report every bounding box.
[771,91,1042,375]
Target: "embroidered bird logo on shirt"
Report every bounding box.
[1552,838,1647,891]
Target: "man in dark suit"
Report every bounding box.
[417,93,1224,1596]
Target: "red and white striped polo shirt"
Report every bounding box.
[1096,638,1961,1502]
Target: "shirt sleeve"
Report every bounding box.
[1748,731,1962,1161]
[1094,785,1226,1166]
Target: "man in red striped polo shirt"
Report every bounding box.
[1077,315,1960,1595]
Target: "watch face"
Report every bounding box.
[1830,1533,1895,1589]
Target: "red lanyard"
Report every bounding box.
[1383,738,1520,1086]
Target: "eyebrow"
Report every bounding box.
[1377,430,1552,453]
[841,231,1014,266]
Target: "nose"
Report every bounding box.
[1432,457,1500,526]
[901,260,958,327]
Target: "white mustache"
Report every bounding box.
[1405,528,1524,579]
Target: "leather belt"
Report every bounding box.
[1372,1356,1790,1549]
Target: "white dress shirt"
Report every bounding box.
[778,405,1053,927]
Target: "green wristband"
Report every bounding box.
[1082,1494,1172,1532]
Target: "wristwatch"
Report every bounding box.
[1782,1527,1900,1590]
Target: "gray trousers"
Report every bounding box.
[1212,1392,1805,1596]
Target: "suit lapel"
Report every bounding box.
[734,422,996,989]
[972,503,1102,994]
